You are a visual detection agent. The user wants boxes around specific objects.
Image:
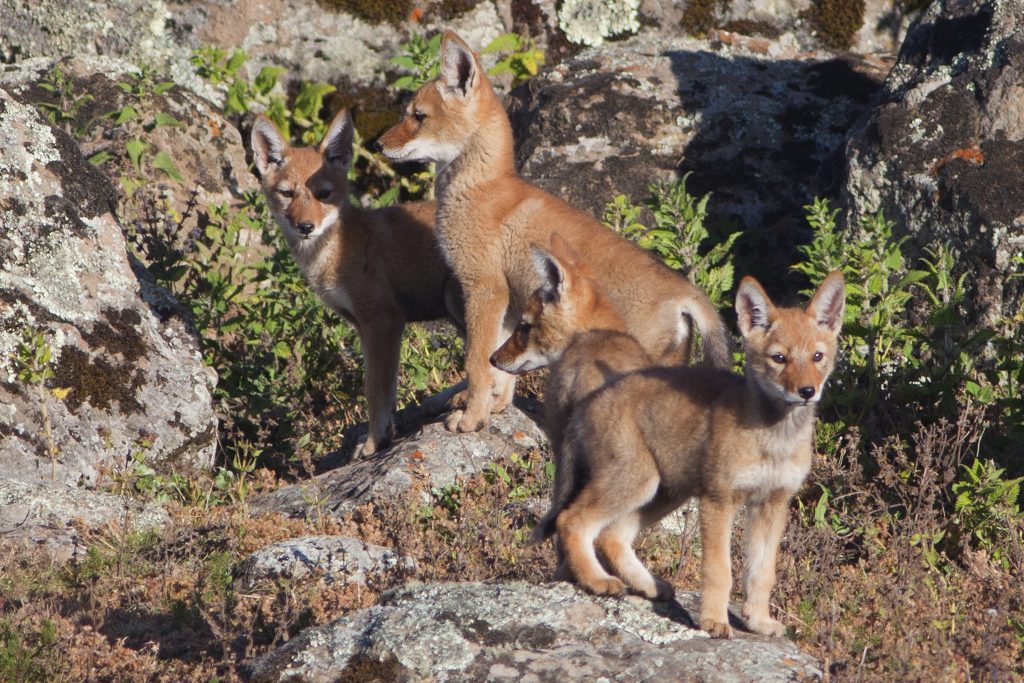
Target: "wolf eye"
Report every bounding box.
[516,321,532,336]
[812,351,824,362]
[412,110,427,123]
[277,188,294,199]
[314,187,332,201]
[770,353,786,364]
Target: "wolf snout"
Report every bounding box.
[370,139,383,153]
[297,221,315,237]
[798,386,816,401]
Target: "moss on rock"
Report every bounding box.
[806,0,867,51]
[317,0,414,25]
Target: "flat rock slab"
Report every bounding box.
[0,475,169,563]
[234,535,415,590]
[251,581,821,682]
[249,403,545,520]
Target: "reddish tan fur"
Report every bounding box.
[487,235,647,544]
[378,31,730,434]
[251,110,464,457]
[552,271,846,638]
[489,234,652,551]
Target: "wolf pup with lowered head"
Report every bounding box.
[546,271,845,639]
[251,110,463,457]
[490,233,652,557]
[377,31,730,435]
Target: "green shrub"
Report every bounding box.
[603,175,740,309]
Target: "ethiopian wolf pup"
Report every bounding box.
[545,271,845,639]
[251,110,463,457]
[490,233,652,539]
[377,31,730,435]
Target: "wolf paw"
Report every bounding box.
[444,410,487,433]
[746,616,786,637]
[585,576,627,597]
[701,618,733,639]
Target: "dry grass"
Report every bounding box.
[1,415,1021,681]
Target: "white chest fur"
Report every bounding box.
[731,458,810,497]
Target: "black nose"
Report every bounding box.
[297,222,315,236]
[370,139,383,153]
[489,352,499,367]
[798,386,816,400]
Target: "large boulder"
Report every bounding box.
[507,32,885,242]
[250,581,822,682]
[0,55,258,268]
[839,0,1024,325]
[0,0,509,104]
[0,85,218,487]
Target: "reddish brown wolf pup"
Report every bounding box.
[252,110,463,456]
[543,271,845,639]
[378,31,729,435]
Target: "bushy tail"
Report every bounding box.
[681,295,732,369]
[530,435,582,544]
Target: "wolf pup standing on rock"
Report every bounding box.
[251,110,464,457]
[376,31,730,435]
[490,233,652,542]
[543,271,845,639]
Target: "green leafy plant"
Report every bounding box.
[101,67,185,182]
[10,328,70,480]
[391,32,546,92]
[792,198,927,416]
[391,32,442,92]
[482,33,545,85]
[603,175,740,309]
[952,459,1023,569]
[191,47,333,144]
[35,65,95,138]
[483,452,551,503]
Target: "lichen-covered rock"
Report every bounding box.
[0,55,258,269]
[0,0,510,101]
[248,403,544,520]
[507,32,884,241]
[0,474,170,563]
[0,86,217,487]
[839,0,1024,325]
[558,0,641,47]
[234,535,416,590]
[250,581,822,682]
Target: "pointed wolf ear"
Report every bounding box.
[547,232,581,269]
[531,242,569,304]
[320,109,354,168]
[808,270,846,335]
[440,31,478,97]
[251,115,287,177]
[735,276,774,337]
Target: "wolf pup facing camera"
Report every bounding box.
[377,31,730,435]
[546,271,845,639]
[251,110,463,457]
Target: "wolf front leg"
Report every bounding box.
[356,317,405,457]
[741,489,792,637]
[445,278,511,433]
[699,496,739,638]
